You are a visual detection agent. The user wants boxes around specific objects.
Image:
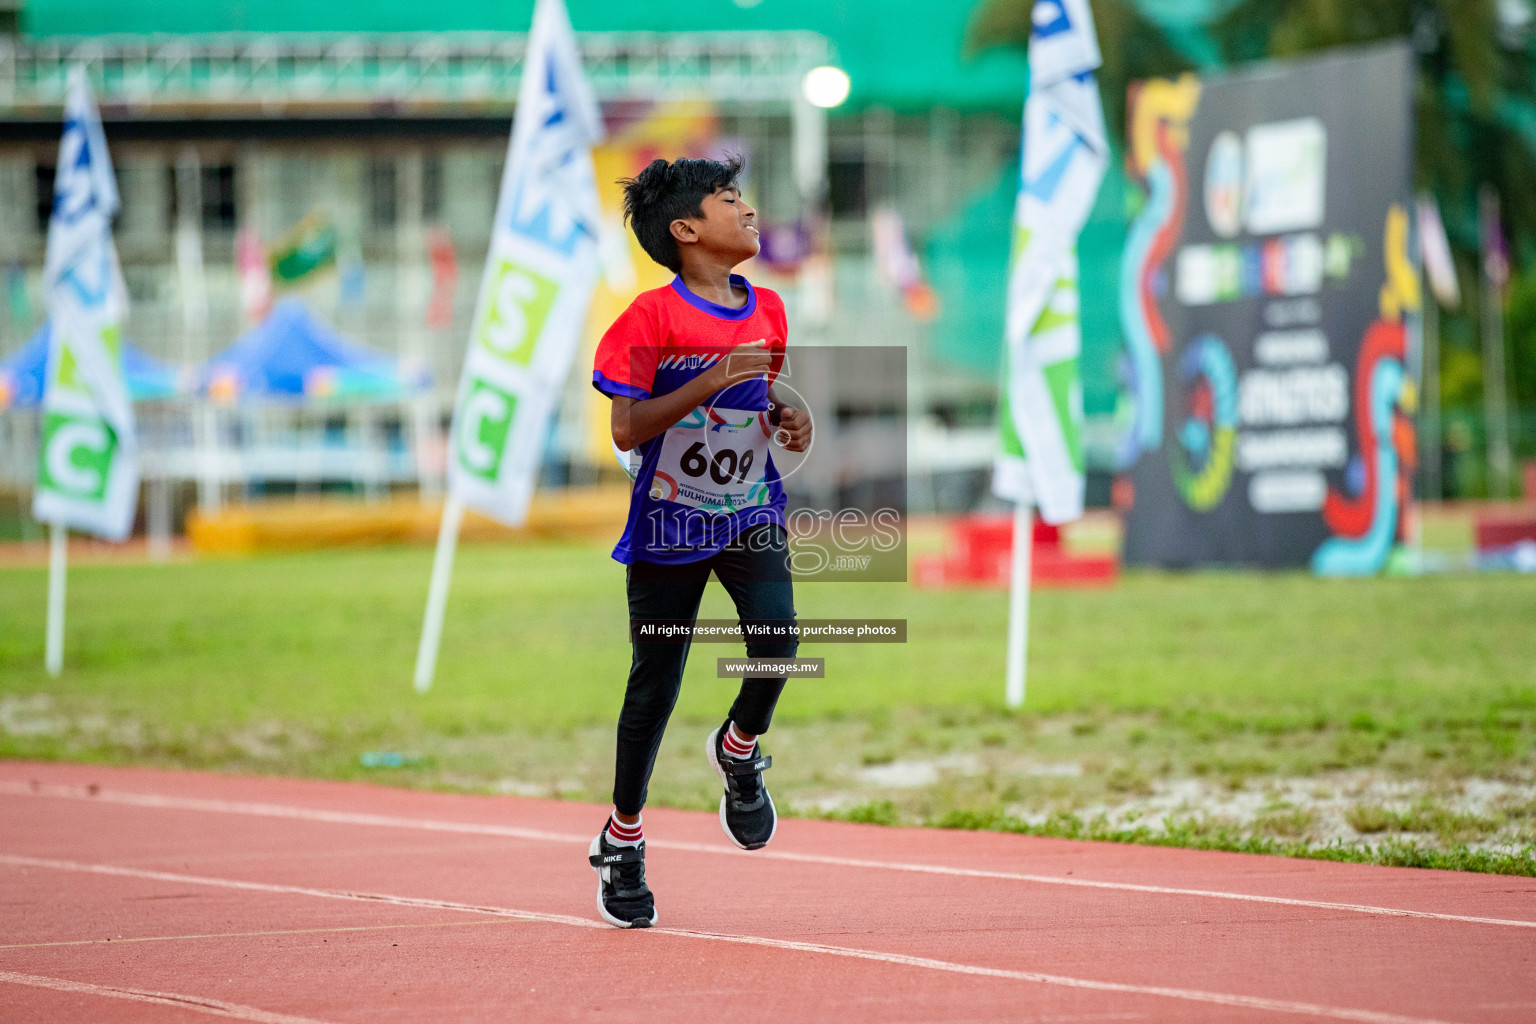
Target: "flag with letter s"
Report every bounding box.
[34,67,138,541]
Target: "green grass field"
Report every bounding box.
[3,538,1534,873]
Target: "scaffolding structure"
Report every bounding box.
[0,29,840,516]
[0,31,834,115]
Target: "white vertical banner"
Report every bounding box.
[991,0,1107,707]
[447,0,605,526]
[32,67,137,677]
[417,0,604,692]
[33,67,138,542]
[992,0,1107,523]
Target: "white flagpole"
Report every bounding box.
[413,492,464,693]
[45,521,67,676]
[1005,500,1033,708]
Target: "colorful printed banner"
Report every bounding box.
[446,0,605,526]
[1118,44,1418,573]
[991,0,1107,525]
[33,67,139,541]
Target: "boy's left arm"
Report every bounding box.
[768,384,812,453]
[765,301,810,451]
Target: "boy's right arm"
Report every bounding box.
[611,340,773,451]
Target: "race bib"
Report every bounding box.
[651,405,774,513]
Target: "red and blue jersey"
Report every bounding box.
[592,274,789,564]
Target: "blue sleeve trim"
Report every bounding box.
[592,370,650,401]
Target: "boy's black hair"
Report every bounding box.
[619,155,744,273]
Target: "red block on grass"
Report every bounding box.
[1475,514,1536,549]
[914,514,1117,589]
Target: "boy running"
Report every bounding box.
[587,156,811,928]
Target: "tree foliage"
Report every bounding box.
[965,0,1536,265]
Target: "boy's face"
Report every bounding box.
[672,185,759,266]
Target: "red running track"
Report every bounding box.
[1,760,1533,1024]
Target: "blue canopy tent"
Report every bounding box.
[0,323,182,410]
[199,298,431,405]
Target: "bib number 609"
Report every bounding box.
[679,441,755,485]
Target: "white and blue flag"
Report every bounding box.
[33,67,138,541]
[992,0,1108,524]
[447,0,605,526]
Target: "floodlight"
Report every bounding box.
[802,66,851,109]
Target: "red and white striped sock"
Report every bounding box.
[721,722,756,759]
[605,813,643,848]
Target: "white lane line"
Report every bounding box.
[0,854,603,929]
[0,918,524,951]
[0,854,1462,1024]
[0,969,337,1024]
[655,928,1457,1024]
[4,781,1534,930]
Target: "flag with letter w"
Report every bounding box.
[447,0,605,526]
[991,0,1107,524]
[33,67,138,541]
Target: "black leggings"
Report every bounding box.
[612,523,797,815]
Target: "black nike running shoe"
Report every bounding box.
[706,719,777,850]
[588,829,657,928]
